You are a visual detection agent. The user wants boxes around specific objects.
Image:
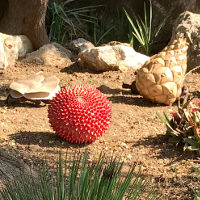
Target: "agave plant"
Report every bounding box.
[157,93,200,154]
[0,152,161,200]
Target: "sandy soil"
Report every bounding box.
[0,61,200,199]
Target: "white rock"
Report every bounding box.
[78,45,150,72]
[0,33,33,70]
[23,42,72,67]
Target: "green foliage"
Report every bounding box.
[0,152,161,200]
[192,166,200,200]
[88,8,130,46]
[157,95,200,154]
[46,0,97,44]
[195,185,200,199]
[92,21,114,46]
[124,3,166,55]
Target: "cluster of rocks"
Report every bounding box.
[1,11,200,73]
[1,10,200,105]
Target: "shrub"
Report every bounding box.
[0,152,161,200]
[124,2,166,55]
[46,0,97,44]
[157,95,200,154]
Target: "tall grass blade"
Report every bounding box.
[0,152,161,200]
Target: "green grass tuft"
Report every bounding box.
[0,152,162,200]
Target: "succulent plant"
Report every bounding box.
[48,85,112,144]
[157,94,200,153]
[136,38,188,105]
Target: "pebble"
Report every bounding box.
[121,142,129,148]
[127,154,132,159]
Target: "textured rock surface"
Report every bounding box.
[151,0,199,45]
[0,147,37,189]
[68,38,95,54]
[78,45,150,72]
[0,33,32,70]
[171,11,200,69]
[136,38,188,105]
[23,43,72,67]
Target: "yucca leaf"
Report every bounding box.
[96,26,114,46]
[124,9,144,44]
[157,111,168,123]
[0,152,161,200]
[163,111,172,124]
[148,2,152,42]
[157,112,180,137]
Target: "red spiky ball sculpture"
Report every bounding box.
[48,85,112,144]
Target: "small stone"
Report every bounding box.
[121,142,129,149]
[127,154,132,159]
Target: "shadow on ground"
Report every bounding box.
[60,62,101,74]
[0,100,47,108]
[0,84,9,97]
[97,85,166,107]
[10,131,90,148]
[97,85,131,95]
[132,134,199,162]
[108,95,163,107]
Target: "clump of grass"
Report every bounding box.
[124,2,167,55]
[46,0,98,45]
[92,19,114,46]
[89,8,130,46]
[0,152,162,200]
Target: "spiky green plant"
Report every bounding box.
[157,94,200,154]
[46,0,98,44]
[0,152,162,200]
[92,21,114,46]
[124,2,166,55]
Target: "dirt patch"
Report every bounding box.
[0,61,200,199]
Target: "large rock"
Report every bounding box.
[78,45,150,72]
[151,0,199,48]
[23,43,72,67]
[0,33,33,70]
[171,11,200,70]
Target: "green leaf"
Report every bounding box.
[156,112,168,123]
[124,2,153,55]
[0,152,161,200]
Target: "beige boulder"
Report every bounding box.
[0,33,33,70]
[78,45,150,72]
[23,43,72,67]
